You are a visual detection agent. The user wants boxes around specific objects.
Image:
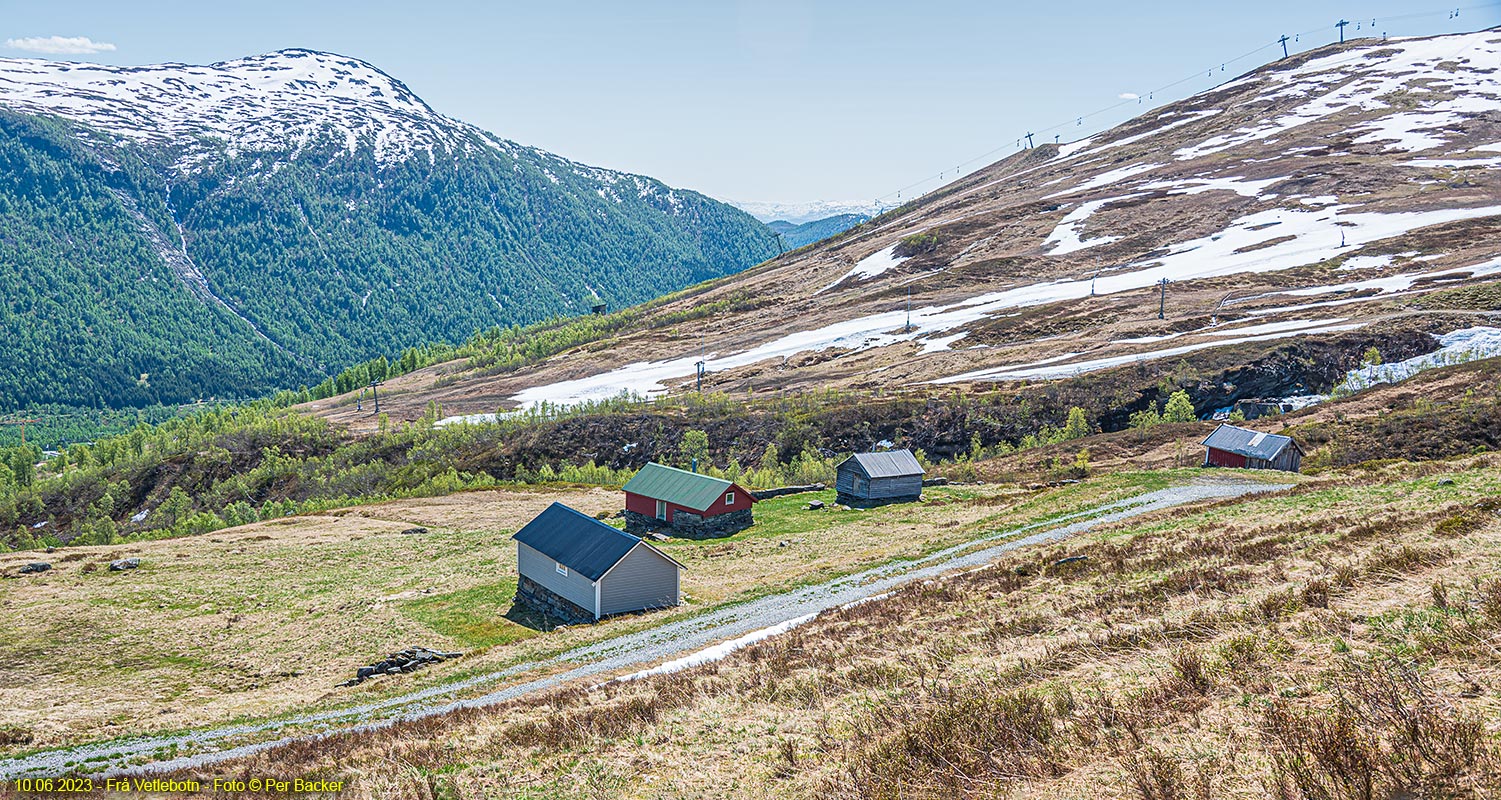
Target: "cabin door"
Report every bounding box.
[655,500,667,521]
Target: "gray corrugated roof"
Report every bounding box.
[841,449,925,479]
[1201,424,1297,460]
[623,462,736,511]
[512,503,641,581]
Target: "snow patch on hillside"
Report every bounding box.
[1046,163,1163,198]
[818,245,910,293]
[1173,32,1501,162]
[937,320,1363,383]
[511,203,1501,408]
[1140,175,1283,197]
[1043,194,1141,255]
[1352,111,1462,152]
[1335,327,1501,393]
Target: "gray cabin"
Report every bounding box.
[512,502,686,625]
[1201,424,1304,472]
[836,449,925,507]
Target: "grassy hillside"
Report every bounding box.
[153,455,1501,798]
[0,475,1170,752]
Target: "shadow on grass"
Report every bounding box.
[505,601,565,632]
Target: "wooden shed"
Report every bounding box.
[622,462,756,538]
[512,502,685,624]
[1201,424,1304,472]
[836,449,925,507]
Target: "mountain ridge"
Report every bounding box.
[0,49,778,411]
[301,28,1501,429]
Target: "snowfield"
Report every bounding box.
[935,320,1364,383]
[0,50,517,172]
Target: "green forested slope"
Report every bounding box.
[0,111,777,411]
[0,112,305,409]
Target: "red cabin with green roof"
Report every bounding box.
[622,462,756,538]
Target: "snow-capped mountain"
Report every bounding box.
[731,199,891,225]
[0,49,777,411]
[0,49,489,171]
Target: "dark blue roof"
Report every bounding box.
[512,503,644,581]
[1201,424,1299,460]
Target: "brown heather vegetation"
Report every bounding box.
[151,454,1501,799]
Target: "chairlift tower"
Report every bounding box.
[368,379,384,415]
[1278,34,1290,58]
[1158,278,1170,320]
[1336,19,1350,43]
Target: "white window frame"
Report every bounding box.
[655,499,667,520]
[725,491,735,506]
[555,562,568,577]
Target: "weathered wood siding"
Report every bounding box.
[599,544,680,616]
[836,463,922,500]
[1204,447,1249,468]
[518,541,597,617]
[835,466,858,495]
[868,474,924,499]
[1270,448,1302,472]
[1205,446,1300,472]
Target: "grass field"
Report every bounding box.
[0,472,1184,755]
[156,454,1501,799]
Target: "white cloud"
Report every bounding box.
[4,36,117,55]
[1118,92,1140,100]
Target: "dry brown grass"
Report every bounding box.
[0,477,1118,754]
[136,456,1501,798]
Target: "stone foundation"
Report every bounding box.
[836,492,921,509]
[515,575,595,625]
[623,508,753,539]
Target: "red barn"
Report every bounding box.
[622,462,756,538]
[1201,424,1304,472]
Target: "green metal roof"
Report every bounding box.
[623,462,734,511]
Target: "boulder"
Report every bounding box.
[19,562,51,574]
[807,500,825,510]
[400,527,429,535]
[109,558,140,572]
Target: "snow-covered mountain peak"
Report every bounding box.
[0,48,483,171]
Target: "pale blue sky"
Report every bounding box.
[4,1,1497,205]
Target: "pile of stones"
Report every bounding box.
[338,646,461,687]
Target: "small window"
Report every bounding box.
[725,491,735,506]
[555,562,568,577]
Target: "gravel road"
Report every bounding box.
[0,477,1286,779]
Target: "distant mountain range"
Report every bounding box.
[731,200,889,225]
[766,213,871,250]
[0,49,776,410]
